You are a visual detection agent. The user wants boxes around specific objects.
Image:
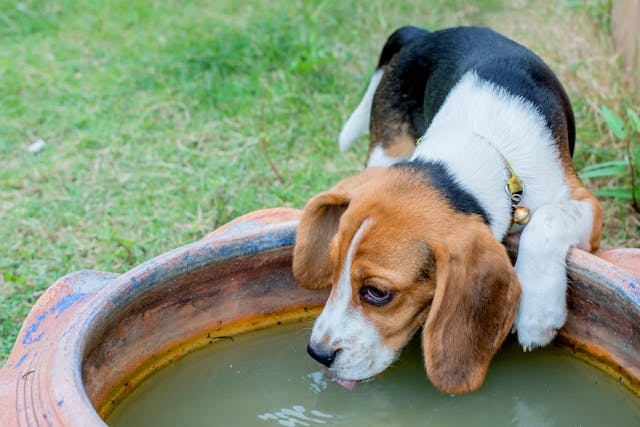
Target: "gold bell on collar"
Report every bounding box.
[503,156,530,227]
[513,206,531,225]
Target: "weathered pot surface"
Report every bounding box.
[0,208,639,426]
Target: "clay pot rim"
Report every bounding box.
[1,207,639,426]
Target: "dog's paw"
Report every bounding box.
[515,303,566,351]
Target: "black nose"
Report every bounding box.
[307,343,338,367]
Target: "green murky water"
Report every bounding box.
[107,322,640,427]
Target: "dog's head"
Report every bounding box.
[293,167,520,394]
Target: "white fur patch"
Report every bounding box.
[366,145,404,168]
[309,220,396,381]
[412,71,571,240]
[339,69,384,152]
[410,71,597,350]
[514,199,594,350]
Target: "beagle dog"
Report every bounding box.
[293,26,602,394]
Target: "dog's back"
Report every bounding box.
[341,26,575,162]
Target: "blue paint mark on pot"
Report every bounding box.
[15,354,28,368]
[23,312,47,345]
[22,293,87,345]
[51,293,86,318]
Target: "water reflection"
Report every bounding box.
[512,400,555,427]
[258,405,334,426]
[306,371,328,394]
[107,324,640,427]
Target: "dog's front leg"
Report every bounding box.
[513,199,596,350]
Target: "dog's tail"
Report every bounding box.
[338,26,429,152]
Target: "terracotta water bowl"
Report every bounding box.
[0,208,639,426]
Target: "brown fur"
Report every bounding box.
[293,170,377,290]
[368,83,419,166]
[367,120,416,166]
[293,167,521,393]
[422,222,520,393]
[566,170,603,252]
[553,133,603,252]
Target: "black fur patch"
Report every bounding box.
[377,26,430,68]
[375,26,575,156]
[415,241,435,283]
[392,159,491,225]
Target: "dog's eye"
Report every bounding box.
[360,285,393,306]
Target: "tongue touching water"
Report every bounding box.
[107,321,640,427]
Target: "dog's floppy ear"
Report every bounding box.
[422,222,520,394]
[293,191,349,290]
[293,168,383,290]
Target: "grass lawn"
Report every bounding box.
[1,0,638,365]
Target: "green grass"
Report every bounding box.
[1,0,637,365]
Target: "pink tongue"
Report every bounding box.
[335,378,358,390]
[321,367,357,390]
